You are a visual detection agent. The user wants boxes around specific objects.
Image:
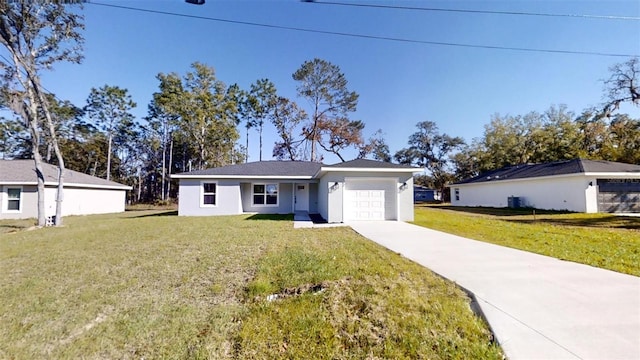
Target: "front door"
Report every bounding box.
[295,184,309,212]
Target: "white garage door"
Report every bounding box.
[345,179,397,221]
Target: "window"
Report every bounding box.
[201,182,216,206]
[5,187,21,212]
[454,188,460,201]
[253,183,278,206]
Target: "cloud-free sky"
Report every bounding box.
[33,0,640,163]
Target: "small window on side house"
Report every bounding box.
[202,182,216,206]
[454,188,460,201]
[7,188,21,211]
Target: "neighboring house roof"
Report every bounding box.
[454,159,640,185]
[172,159,419,179]
[0,160,132,190]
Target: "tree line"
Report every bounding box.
[395,58,639,200]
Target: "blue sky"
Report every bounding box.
[34,0,640,163]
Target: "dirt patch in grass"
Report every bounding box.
[237,226,502,359]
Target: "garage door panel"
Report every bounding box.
[597,179,640,213]
[345,179,396,221]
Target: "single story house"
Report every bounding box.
[171,159,419,222]
[450,159,640,213]
[414,185,441,203]
[0,159,132,220]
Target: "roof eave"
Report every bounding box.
[0,181,132,190]
[319,167,420,173]
[170,174,316,180]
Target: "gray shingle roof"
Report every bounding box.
[0,160,131,189]
[173,159,418,178]
[323,159,417,169]
[455,159,640,185]
[174,161,323,177]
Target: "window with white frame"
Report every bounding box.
[5,187,22,212]
[253,183,278,206]
[201,182,217,206]
[454,188,460,201]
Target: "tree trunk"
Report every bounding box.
[34,81,65,226]
[245,126,250,161]
[106,133,112,181]
[27,118,46,227]
[161,134,166,201]
[259,123,263,161]
[137,167,142,202]
[167,138,173,199]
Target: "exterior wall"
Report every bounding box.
[308,182,318,213]
[398,176,414,221]
[46,187,127,216]
[178,179,242,216]
[1,185,127,220]
[319,172,414,223]
[57,187,127,216]
[241,182,293,214]
[0,185,38,220]
[318,177,329,221]
[450,175,591,212]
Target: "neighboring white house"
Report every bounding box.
[171,159,419,222]
[450,159,640,213]
[0,160,132,220]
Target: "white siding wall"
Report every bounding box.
[178,179,242,216]
[49,187,127,216]
[451,175,591,212]
[1,185,127,220]
[398,176,414,221]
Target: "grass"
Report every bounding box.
[413,205,640,276]
[0,211,502,359]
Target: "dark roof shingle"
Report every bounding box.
[0,160,131,189]
[174,161,322,177]
[455,159,640,185]
[323,159,417,169]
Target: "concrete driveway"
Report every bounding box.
[349,221,640,360]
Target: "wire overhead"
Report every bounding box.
[306,1,640,21]
[88,2,637,58]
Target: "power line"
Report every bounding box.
[89,2,638,58]
[305,1,640,21]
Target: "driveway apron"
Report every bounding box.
[349,221,640,360]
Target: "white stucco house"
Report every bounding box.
[171,159,419,222]
[450,159,640,213]
[0,160,132,220]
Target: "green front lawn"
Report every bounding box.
[0,211,502,359]
[413,205,640,276]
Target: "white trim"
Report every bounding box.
[199,180,218,208]
[251,182,279,207]
[0,181,131,190]
[2,185,23,213]
[171,174,314,180]
[321,167,418,173]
